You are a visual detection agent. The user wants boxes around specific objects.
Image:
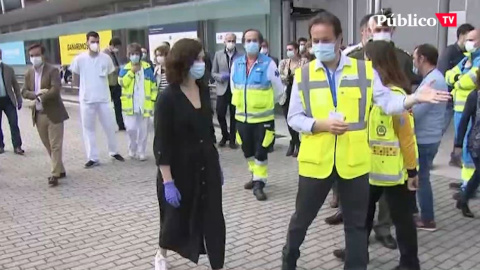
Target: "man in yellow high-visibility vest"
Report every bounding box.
[280,11,450,270]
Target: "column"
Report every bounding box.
[282,0,291,59]
[347,0,356,45]
[437,0,450,53]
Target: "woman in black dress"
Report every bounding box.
[153,38,225,270]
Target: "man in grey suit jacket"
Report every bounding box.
[0,50,24,155]
[212,33,242,149]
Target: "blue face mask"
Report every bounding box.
[313,42,337,62]
[130,54,140,64]
[245,42,260,55]
[190,62,206,79]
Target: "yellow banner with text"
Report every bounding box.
[59,30,112,65]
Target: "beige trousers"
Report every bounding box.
[36,113,65,177]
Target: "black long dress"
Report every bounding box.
[153,82,225,269]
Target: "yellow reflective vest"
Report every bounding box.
[368,86,419,187]
[118,61,157,117]
[231,53,275,124]
[296,58,373,180]
[445,52,480,112]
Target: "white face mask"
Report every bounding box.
[465,41,478,53]
[30,56,43,67]
[299,45,305,53]
[260,48,268,55]
[89,43,99,52]
[373,32,392,41]
[112,47,119,53]
[226,42,235,51]
[156,56,165,65]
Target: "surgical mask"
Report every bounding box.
[372,32,392,41]
[286,50,295,59]
[89,43,99,52]
[465,41,477,53]
[313,42,336,62]
[130,54,140,64]
[299,45,305,53]
[245,42,260,55]
[226,42,235,51]
[30,56,43,67]
[156,56,165,65]
[190,62,205,79]
[112,47,119,53]
[259,47,268,55]
[142,53,147,60]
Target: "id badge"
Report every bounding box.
[329,111,345,121]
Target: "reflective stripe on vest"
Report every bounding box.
[299,61,371,131]
[296,58,374,180]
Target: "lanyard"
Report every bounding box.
[325,68,337,107]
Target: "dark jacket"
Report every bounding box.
[0,63,21,107]
[348,43,422,85]
[437,43,465,75]
[22,63,69,125]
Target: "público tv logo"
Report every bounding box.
[375,13,457,27]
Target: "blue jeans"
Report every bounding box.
[454,111,474,185]
[416,143,440,222]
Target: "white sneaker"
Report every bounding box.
[128,151,136,159]
[138,154,146,161]
[154,250,168,270]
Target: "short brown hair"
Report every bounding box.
[127,43,142,56]
[309,11,342,38]
[28,43,45,54]
[165,38,203,84]
[155,44,169,56]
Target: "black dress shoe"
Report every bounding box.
[333,249,345,261]
[325,211,343,225]
[229,142,238,149]
[59,172,66,179]
[456,200,474,218]
[449,182,463,190]
[375,235,398,250]
[84,160,99,168]
[111,154,125,161]
[286,142,294,157]
[48,176,59,187]
[244,180,254,190]
[14,147,25,155]
[253,181,267,201]
[218,137,228,147]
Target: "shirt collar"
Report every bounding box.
[315,52,351,72]
[34,64,45,74]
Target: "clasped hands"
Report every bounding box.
[314,118,348,135]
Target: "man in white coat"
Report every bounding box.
[71,31,125,168]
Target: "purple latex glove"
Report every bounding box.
[221,73,230,82]
[164,181,181,208]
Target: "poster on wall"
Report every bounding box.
[0,41,26,65]
[215,32,244,44]
[148,22,198,61]
[59,30,112,65]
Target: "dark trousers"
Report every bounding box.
[462,156,480,203]
[367,184,420,270]
[110,85,125,130]
[282,103,299,145]
[0,97,22,149]
[282,170,370,270]
[216,90,236,142]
